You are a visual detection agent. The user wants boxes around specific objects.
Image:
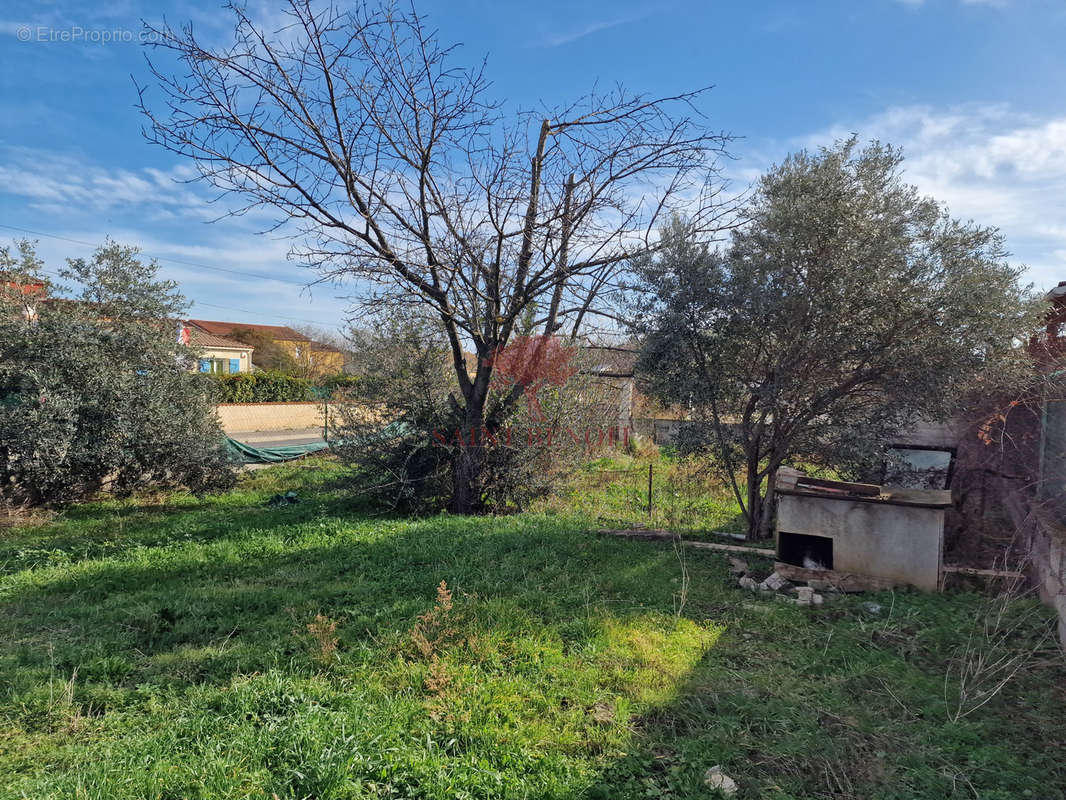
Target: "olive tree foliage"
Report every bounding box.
[0,240,235,508]
[630,140,1043,540]
[138,0,733,512]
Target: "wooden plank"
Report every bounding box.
[595,528,775,557]
[685,540,776,557]
[941,565,1025,579]
[793,476,881,497]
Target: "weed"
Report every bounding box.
[304,614,341,665]
[944,579,1057,722]
[409,580,456,660]
[423,655,451,695]
[671,535,690,618]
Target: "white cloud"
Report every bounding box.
[0,145,350,330]
[535,11,650,48]
[757,103,1066,290]
[0,146,210,217]
[14,224,347,329]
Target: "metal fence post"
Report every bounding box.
[648,463,653,521]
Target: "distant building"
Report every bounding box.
[578,345,693,442]
[186,319,344,376]
[1,273,46,321]
[180,324,255,374]
[1032,281,1066,363]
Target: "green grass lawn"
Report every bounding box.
[536,453,750,535]
[1,458,1064,799]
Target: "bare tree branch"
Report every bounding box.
[138,0,737,510]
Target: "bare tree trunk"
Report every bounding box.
[745,450,762,541]
[756,466,778,540]
[449,372,490,513]
[450,431,483,513]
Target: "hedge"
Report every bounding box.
[213,371,360,403]
[213,370,314,403]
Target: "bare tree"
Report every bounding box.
[138,0,734,511]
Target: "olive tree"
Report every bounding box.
[138,0,734,512]
[0,240,235,508]
[631,140,1043,540]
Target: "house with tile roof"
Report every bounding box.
[186,319,344,376]
[180,324,255,374]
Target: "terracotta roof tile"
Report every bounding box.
[187,319,310,341]
[186,327,253,350]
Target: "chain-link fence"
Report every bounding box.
[541,459,746,535]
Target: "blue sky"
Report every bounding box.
[3,0,1066,333]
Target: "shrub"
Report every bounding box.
[331,316,614,513]
[0,240,236,508]
[316,373,360,395]
[327,319,456,512]
[304,614,340,666]
[213,370,314,403]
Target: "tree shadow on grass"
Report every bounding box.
[1,504,709,686]
[2,493,1065,799]
[1,507,743,797]
[580,594,1066,800]
[0,481,383,577]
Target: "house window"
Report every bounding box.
[200,358,233,374]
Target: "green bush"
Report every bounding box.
[0,240,236,508]
[214,370,315,403]
[315,372,360,395]
[331,319,589,514]
[213,371,359,403]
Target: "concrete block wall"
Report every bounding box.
[1029,515,1066,648]
[216,402,325,434]
[1001,487,1066,650]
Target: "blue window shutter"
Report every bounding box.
[199,359,211,373]
[229,358,240,373]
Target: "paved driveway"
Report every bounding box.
[227,428,327,448]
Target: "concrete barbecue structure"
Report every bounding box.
[773,468,952,592]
